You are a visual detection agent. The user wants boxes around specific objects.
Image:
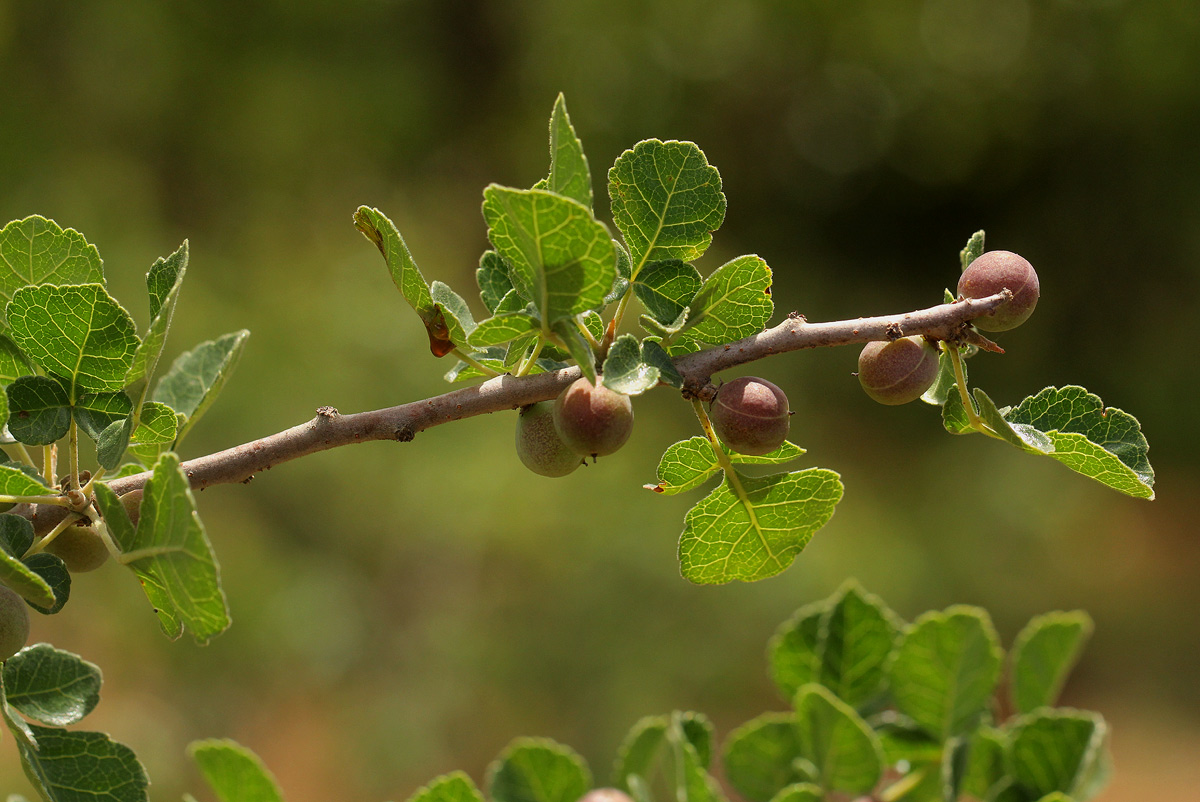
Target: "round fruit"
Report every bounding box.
[577,791,634,802]
[516,402,583,477]
[0,584,29,661]
[44,525,110,573]
[957,250,1039,332]
[710,376,790,456]
[858,336,940,405]
[553,378,634,457]
[119,489,144,528]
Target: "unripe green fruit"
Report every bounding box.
[858,336,940,405]
[577,790,634,802]
[957,250,1039,331]
[710,376,791,456]
[516,402,583,477]
[553,378,634,457]
[119,489,144,528]
[0,584,30,661]
[44,525,110,573]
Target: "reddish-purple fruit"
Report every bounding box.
[553,378,634,457]
[44,524,110,573]
[958,250,1039,332]
[516,402,583,477]
[858,337,940,405]
[0,584,30,661]
[710,376,791,456]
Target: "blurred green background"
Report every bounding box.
[2,0,1197,799]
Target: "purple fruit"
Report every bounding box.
[711,376,791,456]
[958,250,1039,332]
[858,337,940,405]
[553,378,634,457]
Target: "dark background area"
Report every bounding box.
[1,1,1197,799]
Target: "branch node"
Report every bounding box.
[885,322,903,341]
[395,425,416,443]
[316,405,339,419]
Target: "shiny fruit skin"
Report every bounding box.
[958,250,1039,332]
[858,337,940,405]
[710,376,791,456]
[0,584,30,661]
[516,402,583,477]
[553,378,634,457]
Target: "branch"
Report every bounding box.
[20,292,1007,534]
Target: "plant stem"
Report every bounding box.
[68,419,81,491]
[43,445,56,487]
[451,348,501,378]
[515,337,545,377]
[946,342,984,430]
[23,511,83,557]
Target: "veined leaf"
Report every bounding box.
[431,280,477,347]
[0,465,53,497]
[682,255,773,345]
[153,329,249,444]
[0,720,149,802]
[73,391,133,442]
[3,644,101,727]
[190,739,284,802]
[1010,611,1093,714]
[407,772,486,802]
[1007,710,1110,801]
[478,251,516,313]
[793,684,883,794]
[486,738,591,802]
[354,206,437,321]
[0,216,105,308]
[482,186,616,323]
[679,468,843,584]
[21,553,70,614]
[0,522,56,608]
[602,334,659,396]
[546,94,593,210]
[647,437,807,496]
[551,319,597,386]
[608,140,725,277]
[131,401,178,446]
[0,335,33,385]
[960,230,986,272]
[127,241,188,390]
[613,715,668,792]
[633,260,702,325]
[723,713,807,802]
[5,376,70,446]
[470,313,540,348]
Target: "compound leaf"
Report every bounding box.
[887,606,1003,740]
[153,329,249,444]
[3,644,101,726]
[94,454,229,644]
[793,684,883,794]
[482,186,615,323]
[546,94,593,210]
[486,738,591,802]
[723,713,807,802]
[190,739,284,802]
[681,255,773,346]
[0,216,105,308]
[6,284,139,397]
[608,140,725,276]
[679,468,843,584]
[1010,611,1094,715]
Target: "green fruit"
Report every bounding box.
[710,376,791,456]
[44,525,110,573]
[553,377,634,457]
[858,336,940,405]
[516,402,583,477]
[119,489,144,528]
[0,584,30,661]
[958,250,1039,331]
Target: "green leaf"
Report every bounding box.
[613,715,668,792]
[605,241,632,305]
[941,384,974,436]
[639,340,682,389]
[960,230,986,272]
[408,772,486,802]
[0,518,56,608]
[681,255,773,345]
[960,727,1009,802]
[551,320,597,386]
[3,644,100,726]
[0,335,33,385]
[602,334,660,396]
[546,94,593,210]
[130,402,178,446]
[793,683,883,794]
[974,389,1054,454]
[0,464,53,497]
[633,260,702,325]
[486,738,591,802]
[482,186,616,323]
[444,348,508,383]
[679,468,843,584]
[0,216,105,308]
[354,206,437,322]
[4,722,149,802]
[477,251,516,314]
[1005,386,1154,499]
[0,513,34,557]
[647,437,723,496]
[470,313,541,348]
[190,738,284,802]
[670,712,725,802]
[887,606,1004,739]
[73,392,133,442]
[8,284,139,399]
[1010,612,1094,715]
[22,553,71,614]
[921,343,959,407]
[608,140,725,277]
[1007,710,1110,800]
[94,454,230,644]
[722,713,807,802]
[768,600,829,703]
[431,280,477,347]
[153,329,250,444]
[815,581,902,709]
[6,376,70,445]
[127,241,188,389]
[640,307,690,341]
[765,785,822,802]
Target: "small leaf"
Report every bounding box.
[3,644,101,726]
[444,348,507,383]
[974,389,1053,454]
[22,553,71,614]
[670,712,725,802]
[482,186,616,323]
[94,454,230,644]
[190,738,285,802]
[546,94,593,210]
[486,738,591,802]
[639,340,682,389]
[0,513,34,558]
[941,384,974,435]
[602,334,660,396]
[0,216,105,308]
[608,140,726,276]
[640,307,690,341]
[131,402,178,446]
[793,684,883,794]
[682,255,773,345]
[73,391,133,442]
[1010,611,1094,714]
[0,464,53,497]
[768,599,830,703]
[887,606,1004,740]
[3,721,149,802]
[723,713,807,802]
[613,715,668,792]
[960,727,1009,802]
[552,320,597,386]
[633,260,702,325]
[0,546,56,608]
[648,437,722,496]
[6,376,71,445]
[153,329,250,445]
[1007,710,1110,800]
[354,206,437,325]
[960,230,986,272]
[921,344,960,407]
[604,241,632,305]
[6,284,139,396]
[408,771,486,802]
[679,468,843,584]
[813,581,902,709]
[478,251,516,313]
[127,241,188,389]
[1006,386,1154,499]
[431,280,478,346]
[470,313,541,348]
[766,784,822,802]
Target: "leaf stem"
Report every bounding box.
[0,494,73,507]
[68,419,81,491]
[42,444,56,487]
[515,337,545,377]
[450,348,501,378]
[7,442,37,471]
[947,343,1004,440]
[23,511,83,557]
